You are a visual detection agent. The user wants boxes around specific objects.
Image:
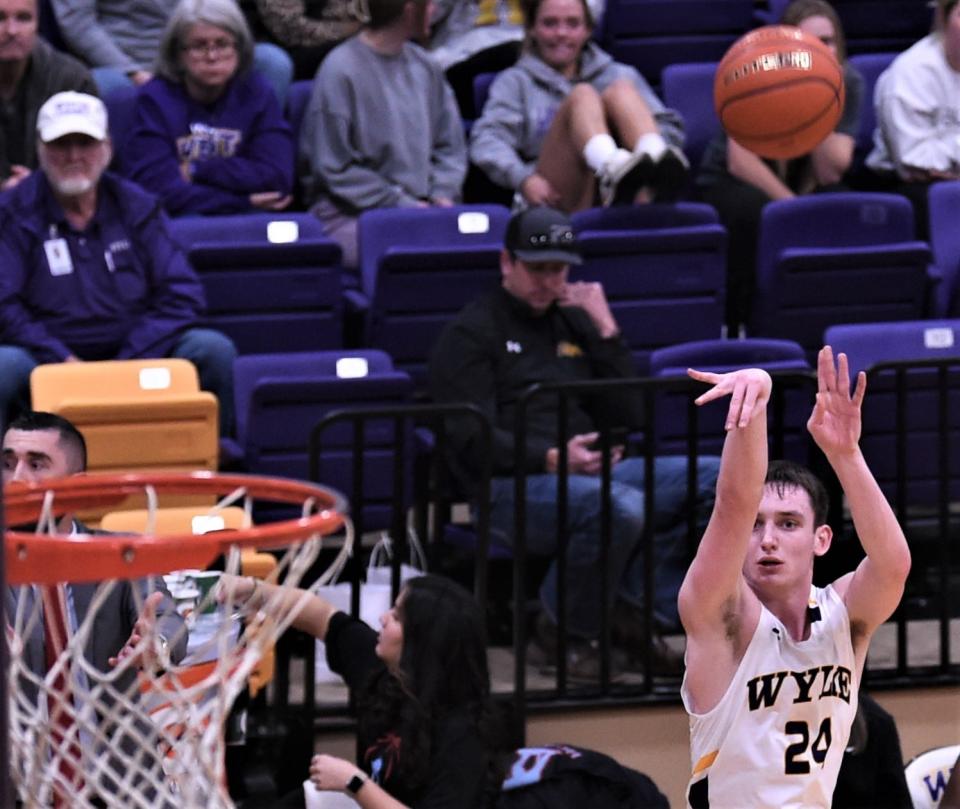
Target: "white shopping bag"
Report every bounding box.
[314,531,427,684]
[304,779,359,807]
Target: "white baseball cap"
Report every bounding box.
[36,91,108,143]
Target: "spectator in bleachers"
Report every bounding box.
[429,206,720,681]
[696,0,863,334]
[0,91,238,435]
[255,0,360,80]
[468,0,687,212]
[299,0,467,269]
[0,0,96,191]
[49,0,293,104]
[866,0,960,238]
[696,0,864,336]
[122,0,294,217]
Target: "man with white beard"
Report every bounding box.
[0,91,237,433]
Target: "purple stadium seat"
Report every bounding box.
[233,349,414,530]
[750,193,931,358]
[659,62,719,172]
[824,320,960,506]
[356,204,511,390]
[759,0,930,52]
[596,0,754,88]
[103,85,139,162]
[284,80,312,146]
[571,203,728,374]
[928,181,960,317]
[171,213,343,354]
[847,52,897,174]
[648,337,812,461]
[832,1,932,55]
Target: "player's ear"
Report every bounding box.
[812,524,833,557]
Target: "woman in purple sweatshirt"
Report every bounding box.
[122,0,294,216]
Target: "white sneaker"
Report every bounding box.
[597,148,655,207]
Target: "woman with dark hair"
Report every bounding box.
[468,0,687,211]
[122,0,294,216]
[222,573,496,808]
[695,0,864,335]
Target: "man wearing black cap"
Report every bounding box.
[429,206,719,680]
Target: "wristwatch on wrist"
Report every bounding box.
[345,770,369,795]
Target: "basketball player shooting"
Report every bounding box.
[679,346,911,807]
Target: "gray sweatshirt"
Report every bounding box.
[469,42,684,191]
[300,35,467,212]
[50,0,171,72]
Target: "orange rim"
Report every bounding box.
[4,471,346,584]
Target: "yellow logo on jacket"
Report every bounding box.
[556,341,583,358]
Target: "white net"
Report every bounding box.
[6,481,351,808]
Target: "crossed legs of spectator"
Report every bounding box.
[532,79,689,212]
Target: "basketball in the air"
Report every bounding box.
[714,25,845,160]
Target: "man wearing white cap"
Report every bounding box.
[0,90,238,436]
[0,0,96,190]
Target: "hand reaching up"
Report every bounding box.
[807,345,865,459]
[687,367,772,430]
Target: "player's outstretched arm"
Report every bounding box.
[678,367,772,633]
[809,346,911,636]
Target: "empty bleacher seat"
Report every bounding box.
[648,337,812,460]
[928,180,960,317]
[356,204,511,389]
[171,213,343,354]
[233,349,414,531]
[750,193,931,358]
[596,0,754,89]
[825,319,960,507]
[847,52,897,177]
[571,203,727,373]
[659,61,719,173]
[31,358,220,473]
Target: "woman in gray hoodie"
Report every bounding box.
[469,0,686,211]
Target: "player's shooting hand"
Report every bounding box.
[109,591,168,670]
[688,367,772,430]
[807,345,865,458]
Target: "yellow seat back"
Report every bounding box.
[30,359,220,473]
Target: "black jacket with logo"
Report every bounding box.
[428,287,642,494]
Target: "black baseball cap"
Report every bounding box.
[504,207,582,265]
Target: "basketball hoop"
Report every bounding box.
[4,471,351,808]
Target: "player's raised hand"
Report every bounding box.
[807,345,865,457]
[687,367,772,430]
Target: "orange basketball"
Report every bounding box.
[714,25,845,160]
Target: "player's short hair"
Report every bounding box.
[781,0,848,63]
[6,411,87,473]
[765,459,829,527]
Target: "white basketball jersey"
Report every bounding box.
[682,585,859,809]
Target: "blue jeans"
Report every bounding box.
[92,42,294,106]
[489,455,720,638]
[0,328,237,436]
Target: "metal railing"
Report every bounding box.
[266,365,960,733]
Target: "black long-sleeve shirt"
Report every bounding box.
[428,287,642,494]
